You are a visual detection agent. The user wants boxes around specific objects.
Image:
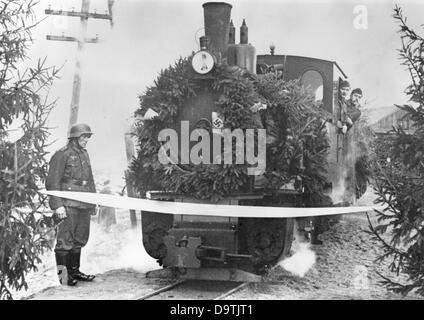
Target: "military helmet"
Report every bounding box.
[351,88,363,96]
[339,80,351,89]
[68,123,94,138]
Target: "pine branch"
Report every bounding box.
[367,212,408,258]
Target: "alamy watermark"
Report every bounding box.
[157,121,266,175]
[352,265,369,290]
[353,5,368,30]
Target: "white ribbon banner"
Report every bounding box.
[42,190,383,218]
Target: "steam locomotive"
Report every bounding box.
[138,2,356,281]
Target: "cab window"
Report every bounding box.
[301,70,324,105]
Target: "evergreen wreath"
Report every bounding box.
[129,55,331,203]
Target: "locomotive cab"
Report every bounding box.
[257,54,353,203]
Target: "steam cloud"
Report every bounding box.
[114,229,158,273]
[278,230,316,277]
[81,215,158,275]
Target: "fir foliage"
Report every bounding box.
[130,56,331,203]
[371,6,424,296]
[0,0,58,300]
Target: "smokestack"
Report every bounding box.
[203,2,232,61]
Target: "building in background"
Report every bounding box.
[366,106,415,135]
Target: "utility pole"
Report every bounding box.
[45,1,114,130]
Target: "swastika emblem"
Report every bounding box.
[213,118,224,128]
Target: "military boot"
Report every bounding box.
[69,249,96,282]
[55,251,78,286]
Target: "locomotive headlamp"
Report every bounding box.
[192,50,215,74]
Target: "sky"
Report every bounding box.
[24,0,424,184]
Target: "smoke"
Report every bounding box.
[330,178,345,204]
[81,214,158,275]
[278,229,316,277]
[113,228,158,273]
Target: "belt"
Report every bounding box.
[62,178,89,186]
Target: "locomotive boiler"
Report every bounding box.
[135,2,357,282]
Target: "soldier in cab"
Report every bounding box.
[347,88,363,125]
[336,81,362,133]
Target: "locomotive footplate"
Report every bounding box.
[162,235,253,268]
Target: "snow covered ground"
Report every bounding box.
[12,187,424,300]
[13,208,158,300]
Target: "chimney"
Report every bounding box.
[203,2,232,62]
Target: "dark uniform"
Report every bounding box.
[46,142,96,250]
[346,101,361,125]
[46,123,96,285]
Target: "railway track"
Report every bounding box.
[136,280,250,300]
[136,263,283,300]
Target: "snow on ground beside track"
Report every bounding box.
[15,186,424,300]
[13,207,157,300]
[226,188,424,300]
[11,172,159,299]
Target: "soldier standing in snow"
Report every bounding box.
[46,123,97,286]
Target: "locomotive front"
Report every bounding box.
[132,2,356,281]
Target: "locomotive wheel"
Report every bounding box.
[239,218,294,273]
[141,211,173,265]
